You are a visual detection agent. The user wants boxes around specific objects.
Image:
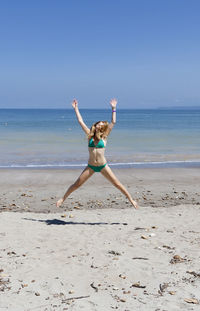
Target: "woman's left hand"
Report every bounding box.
[110,98,117,109]
[72,99,78,109]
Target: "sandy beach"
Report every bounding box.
[1,168,200,310]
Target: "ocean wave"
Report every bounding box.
[1,160,200,169]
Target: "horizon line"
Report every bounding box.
[1,106,200,110]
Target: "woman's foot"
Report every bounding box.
[131,199,139,209]
[56,198,64,208]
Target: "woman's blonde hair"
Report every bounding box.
[88,121,109,140]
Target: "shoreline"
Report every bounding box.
[1,158,200,169]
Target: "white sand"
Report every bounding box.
[1,204,200,310]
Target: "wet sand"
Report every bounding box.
[0,167,200,213]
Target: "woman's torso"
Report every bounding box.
[88,137,107,166]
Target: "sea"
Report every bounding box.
[1,108,200,169]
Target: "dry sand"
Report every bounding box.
[0,168,200,310]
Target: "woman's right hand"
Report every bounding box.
[72,99,78,109]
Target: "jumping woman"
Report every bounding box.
[56,99,138,209]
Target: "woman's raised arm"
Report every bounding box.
[72,99,90,135]
[105,98,117,137]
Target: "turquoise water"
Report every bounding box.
[0,108,200,168]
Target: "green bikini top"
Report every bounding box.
[88,137,105,148]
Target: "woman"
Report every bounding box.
[56,99,138,209]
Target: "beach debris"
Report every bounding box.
[73,206,80,209]
[141,235,148,240]
[108,250,121,256]
[35,292,40,296]
[77,202,84,206]
[7,251,16,256]
[61,214,67,218]
[68,290,75,294]
[130,282,146,289]
[114,295,126,302]
[119,298,126,302]
[186,270,200,278]
[163,245,175,250]
[132,257,149,260]
[90,263,98,269]
[158,283,169,295]
[119,274,126,279]
[170,255,186,264]
[69,214,74,218]
[169,291,176,295]
[21,284,28,288]
[0,276,11,292]
[123,290,131,294]
[184,298,199,304]
[90,282,98,292]
[62,295,90,303]
[21,193,33,197]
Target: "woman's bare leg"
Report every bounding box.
[56,166,94,207]
[101,165,138,209]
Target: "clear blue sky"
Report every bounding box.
[0,0,200,108]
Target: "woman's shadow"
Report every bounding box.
[22,217,128,226]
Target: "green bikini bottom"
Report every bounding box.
[88,163,107,172]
